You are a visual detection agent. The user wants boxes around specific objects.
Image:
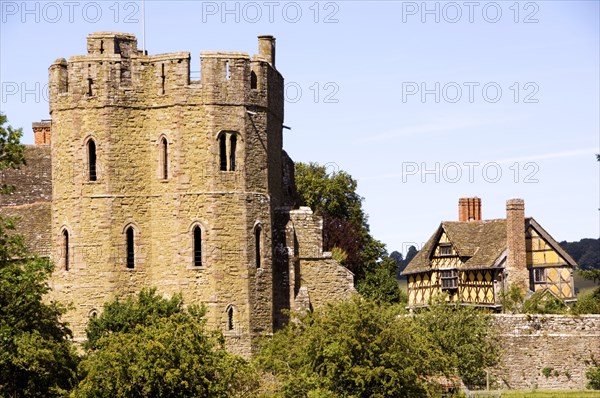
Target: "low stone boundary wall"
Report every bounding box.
[491,314,600,390]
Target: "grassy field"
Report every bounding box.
[491,390,600,397]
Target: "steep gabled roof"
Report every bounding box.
[402,219,507,274]
[401,215,578,275]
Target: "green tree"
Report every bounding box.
[294,162,402,302]
[356,255,407,304]
[572,269,600,314]
[256,297,498,395]
[0,113,79,397]
[414,300,499,388]
[255,296,448,397]
[74,289,257,398]
[521,290,567,314]
[295,162,371,273]
[0,113,26,194]
[84,288,184,350]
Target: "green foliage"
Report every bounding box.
[580,269,600,284]
[522,290,568,314]
[294,162,364,225]
[356,256,407,304]
[255,296,446,397]
[572,270,600,314]
[413,300,499,388]
[586,356,600,390]
[75,289,257,397]
[294,162,401,304]
[330,246,348,264]
[255,297,498,396]
[0,113,26,194]
[542,367,554,378]
[0,114,78,398]
[572,288,600,314]
[499,284,525,314]
[85,288,184,350]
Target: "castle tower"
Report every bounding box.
[48,32,284,355]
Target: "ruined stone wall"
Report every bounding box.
[47,32,283,356]
[492,314,600,390]
[285,207,356,313]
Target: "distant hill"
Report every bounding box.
[559,238,599,270]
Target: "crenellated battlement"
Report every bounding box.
[49,32,282,118]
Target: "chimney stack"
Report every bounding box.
[458,197,482,222]
[258,35,275,67]
[32,120,51,145]
[506,198,528,292]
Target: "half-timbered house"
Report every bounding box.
[402,198,577,309]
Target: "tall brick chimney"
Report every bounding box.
[506,198,528,292]
[458,197,482,222]
[32,120,51,145]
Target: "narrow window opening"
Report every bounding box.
[227,306,234,330]
[255,226,261,268]
[100,40,104,54]
[126,227,135,269]
[87,140,97,181]
[229,134,237,171]
[225,60,230,80]
[219,134,227,171]
[63,230,69,271]
[534,268,546,283]
[250,70,257,89]
[160,137,168,179]
[161,64,166,95]
[193,226,202,267]
[87,78,93,96]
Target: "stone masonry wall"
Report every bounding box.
[492,314,600,390]
[47,32,283,357]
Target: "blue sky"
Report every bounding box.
[1,0,598,256]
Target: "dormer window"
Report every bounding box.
[439,244,452,256]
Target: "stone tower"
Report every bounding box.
[48,32,285,356]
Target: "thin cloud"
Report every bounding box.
[495,148,595,164]
[354,117,501,145]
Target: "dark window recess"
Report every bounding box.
[255,226,261,268]
[193,226,202,267]
[534,268,546,283]
[227,306,234,330]
[229,134,237,171]
[250,70,257,89]
[88,140,97,181]
[63,230,69,271]
[161,137,168,179]
[161,64,166,95]
[87,78,93,96]
[441,269,458,289]
[219,134,227,171]
[439,244,452,256]
[126,227,135,269]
